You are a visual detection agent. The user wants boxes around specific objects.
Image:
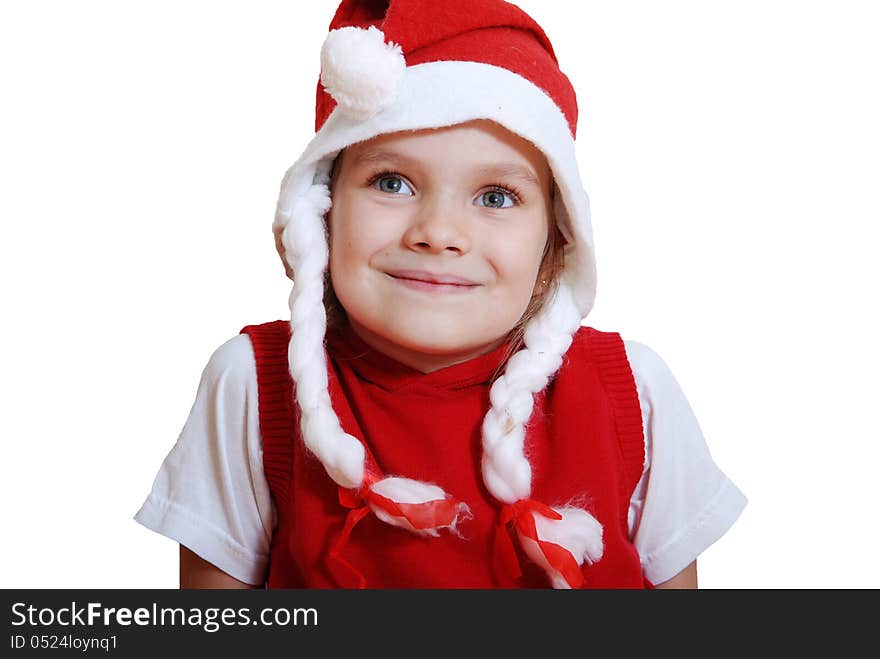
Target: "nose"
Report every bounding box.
[402,193,472,255]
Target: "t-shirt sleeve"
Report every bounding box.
[133,334,276,586]
[623,340,747,585]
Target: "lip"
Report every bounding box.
[385,269,480,293]
[387,269,478,286]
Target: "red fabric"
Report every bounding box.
[315,0,579,136]
[241,319,649,588]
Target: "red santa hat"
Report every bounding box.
[273,0,602,589]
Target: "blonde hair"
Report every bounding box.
[496,205,565,379]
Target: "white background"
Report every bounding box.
[2,0,877,589]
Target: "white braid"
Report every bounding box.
[279,176,366,489]
[481,283,582,503]
[481,282,605,586]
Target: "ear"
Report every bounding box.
[274,229,294,280]
[324,196,334,239]
[325,154,343,236]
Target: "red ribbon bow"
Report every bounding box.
[494,499,585,589]
[327,473,463,588]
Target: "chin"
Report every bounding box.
[394,333,475,356]
[379,319,453,349]
[382,318,503,356]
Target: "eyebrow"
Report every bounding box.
[351,148,543,188]
[473,163,542,188]
[350,148,419,168]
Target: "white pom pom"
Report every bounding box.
[320,26,406,120]
[371,477,446,505]
[516,506,604,589]
[369,477,468,537]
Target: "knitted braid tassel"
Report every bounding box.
[483,284,605,588]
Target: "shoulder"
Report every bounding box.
[571,325,656,363]
[202,319,291,383]
[621,340,667,377]
[569,329,683,422]
[202,333,257,386]
[622,340,675,403]
[618,340,748,581]
[567,325,625,363]
[619,339,699,423]
[570,327,671,387]
[134,328,275,585]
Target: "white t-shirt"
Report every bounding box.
[135,332,746,586]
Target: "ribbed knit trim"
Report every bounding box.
[586,328,646,532]
[326,318,512,393]
[240,320,294,506]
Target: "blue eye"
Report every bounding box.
[373,175,414,195]
[476,189,517,209]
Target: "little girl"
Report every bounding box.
[135,0,746,589]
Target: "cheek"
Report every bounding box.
[328,201,397,290]
[328,214,362,301]
[489,223,548,290]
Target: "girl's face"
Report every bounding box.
[328,119,553,373]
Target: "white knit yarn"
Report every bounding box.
[517,506,605,589]
[480,283,582,503]
[370,477,470,537]
[480,283,606,585]
[280,174,365,490]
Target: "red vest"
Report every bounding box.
[241,320,650,588]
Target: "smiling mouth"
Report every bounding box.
[385,271,480,294]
